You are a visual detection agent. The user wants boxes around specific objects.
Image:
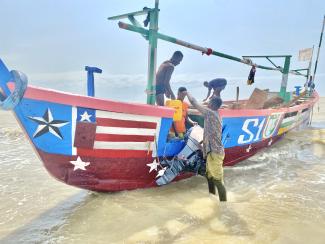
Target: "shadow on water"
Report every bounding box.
[1,177,254,243]
[1,191,87,243]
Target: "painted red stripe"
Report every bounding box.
[77,148,152,158]
[96,118,157,129]
[95,134,154,142]
[9,83,174,118]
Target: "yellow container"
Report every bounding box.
[166,100,182,121]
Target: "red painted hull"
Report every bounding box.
[38,134,285,191]
[38,149,193,191]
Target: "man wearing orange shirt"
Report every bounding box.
[170,87,197,138]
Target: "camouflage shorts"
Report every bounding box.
[206,152,225,182]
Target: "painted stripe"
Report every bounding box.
[281,116,296,124]
[96,118,157,129]
[96,110,160,123]
[96,126,156,136]
[280,121,295,128]
[94,141,153,150]
[71,106,77,155]
[77,148,152,158]
[9,83,174,118]
[278,127,290,134]
[95,134,154,142]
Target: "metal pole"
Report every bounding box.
[85,66,102,97]
[280,56,291,102]
[236,86,239,103]
[146,0,159,105]
[313,15,325,82]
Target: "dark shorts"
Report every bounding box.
[156,84,165,95]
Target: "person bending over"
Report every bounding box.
[203,78,227,102]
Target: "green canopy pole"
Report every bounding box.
[279,56,291,102]
[117,21,281,72]
[146,0,159,105]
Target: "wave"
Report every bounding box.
[0,127,24,139]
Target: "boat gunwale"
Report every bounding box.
[7,83,175,118]
[188,92,319,118]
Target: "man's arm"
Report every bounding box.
[203,87,212,102]
[186,92,208,115]
[185,115,197,126]
[163,66,175,99]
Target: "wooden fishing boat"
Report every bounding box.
[0,1,322,191]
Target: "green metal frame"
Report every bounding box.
[108,1,309,104]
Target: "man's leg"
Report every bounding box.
[156,94,164,106]
[206,152,227,201]
[213,179,227,201]
[207,177,216,194]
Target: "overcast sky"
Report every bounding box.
[0,0,324,102]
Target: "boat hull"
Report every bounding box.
[0,60,318,191]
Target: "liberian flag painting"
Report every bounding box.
[13,95,174,191]
[74,107,161,159]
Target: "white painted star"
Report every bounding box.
[146,159,159,173]
[268,139,273,146]
[80,111,92,122]
[70,156,90,171]
[156,167,167,178]
[246,144,252,153]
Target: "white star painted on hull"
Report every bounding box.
[268,139,273,146]
[146,160,159,173]
[156,167,167,178]
[246,144,252,153]
[80,111,92,122]
[70,156,90,171]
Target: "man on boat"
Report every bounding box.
[155,51,183,106]
[185,91,227,201]
[169,87,197,138]
[203,78,227,102]
[307,75,315,95]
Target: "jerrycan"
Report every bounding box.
[165,100,182,121]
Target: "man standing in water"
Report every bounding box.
[155,51,183,106]
[186,91,227,201]
[203,78,227,102]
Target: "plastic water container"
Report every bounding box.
[166,100,182,121]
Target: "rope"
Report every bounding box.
[0,70,28,110]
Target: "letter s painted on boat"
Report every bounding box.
[0,70,28,110]
[238,118,265,144]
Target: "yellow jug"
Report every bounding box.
[165,100,182,121]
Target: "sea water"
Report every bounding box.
[0,99,324,244]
